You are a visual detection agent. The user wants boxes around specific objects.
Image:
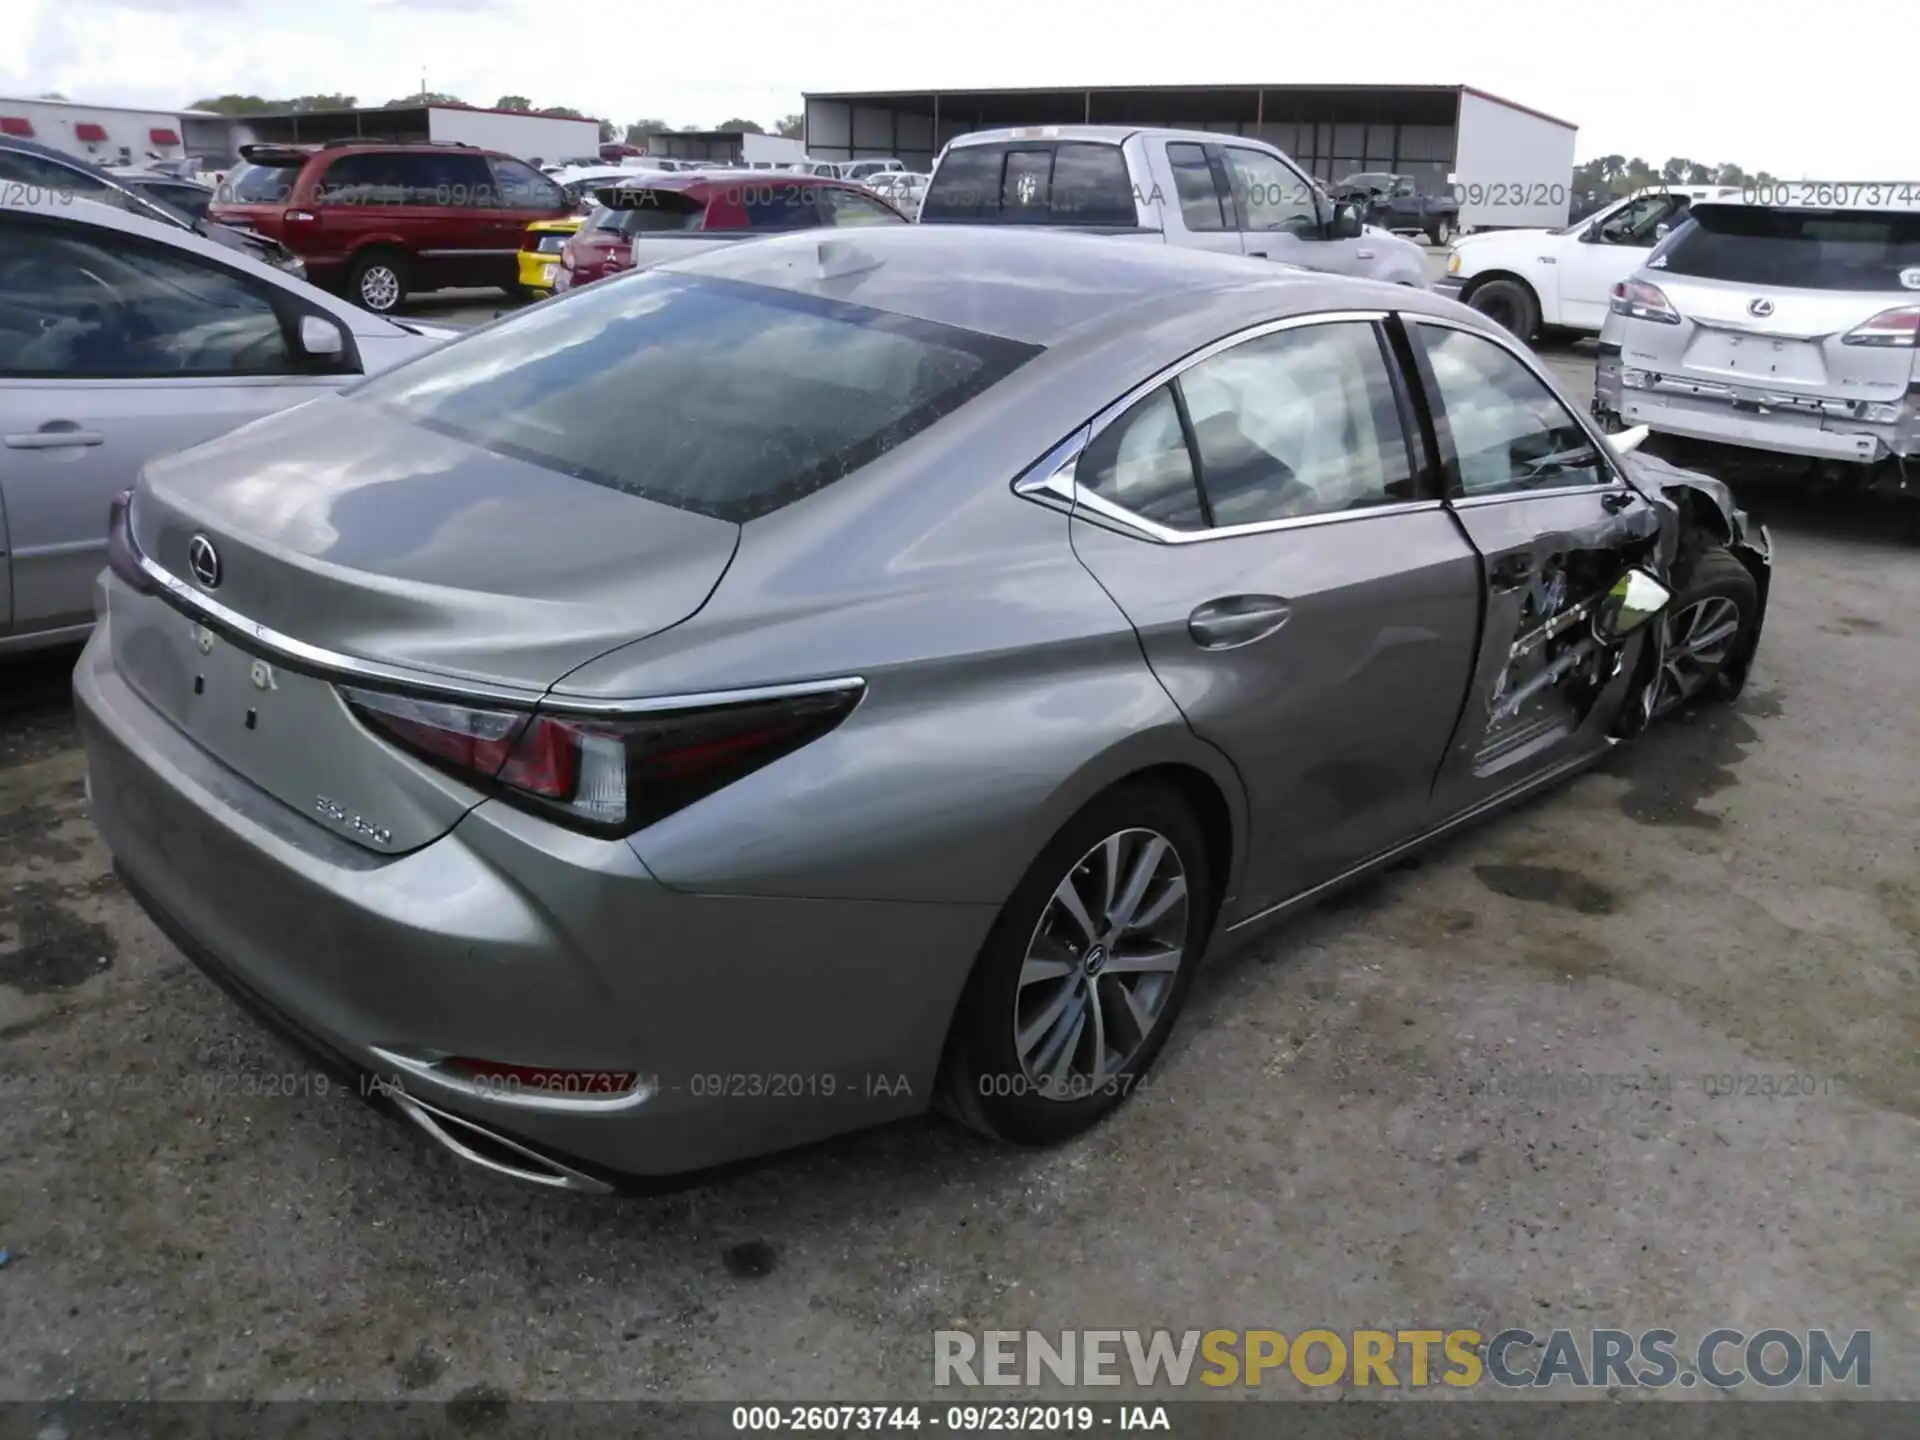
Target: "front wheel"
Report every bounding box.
[940,782,1213,1146]
[1466,277,1540,340]
[1428,216,1454,246]
[1649,546,1760,717]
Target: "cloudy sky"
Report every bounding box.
[3,0,1909,177]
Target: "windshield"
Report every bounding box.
[348,273,1042,523]
[1656,206,1920,290]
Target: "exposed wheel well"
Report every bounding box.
[1115,763,1234,929]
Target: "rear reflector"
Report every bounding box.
[439,1059,641,1098]
[1842,305,1920,348]
[341,682,863,836]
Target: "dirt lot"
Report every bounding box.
[1,339,1915,1408]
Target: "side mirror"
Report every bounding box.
[1595,568,1671,640]
[1581,221,1602,242]
[1653,221,1670,239]
[1329,201,1364,240]
[298,314,345,359]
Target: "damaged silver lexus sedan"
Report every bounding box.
[76,227,1772,1192]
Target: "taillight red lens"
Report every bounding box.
[1609,279,1681,324]
[340,684,863,836]
[1842,305,1920,348]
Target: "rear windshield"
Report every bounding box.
[347,273,1043,523]
[1655,206,1920,291]
[920,142,1136,226]
[591,188,707,233]
[223,161,303,204]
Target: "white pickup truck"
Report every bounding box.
[919,126,1429,288]
[1435,185,1740,338]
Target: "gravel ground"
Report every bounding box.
[0,331,1914,1408]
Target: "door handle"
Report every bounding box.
[1188,595,1292,649]
[1601,489,1636,513]
[5,427,105,450]
[1356,249,1375,259]
[1247,249,1268,258]
[1488,555,1531,592]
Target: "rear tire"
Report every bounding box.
[347,249,409,315]
[940,781,1213,1147]
[1650,544,1759,717]
[1428,216,1454,246]
[1466,277,1539,341]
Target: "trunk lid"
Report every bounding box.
[1637,205,1920,403]
[117,396,738,854]
[131,396,739,691]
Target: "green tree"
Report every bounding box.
[1685,162,1713,184]
[624,118,670,145]
[1660,157,1691,184]
[538,106,586,119]
[384,91,466,108]
[1713,163,1748,186]
[187,93,357,115]
[714,116,765,134]
[774,112,803,139]
[599,119,617,143]
[495,95,533,111]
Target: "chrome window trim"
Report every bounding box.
[1013,311,1451,545]
[128,545,864,716]
[1406,312,1637,502]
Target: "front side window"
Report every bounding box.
[0,219,293,377]
[1179,322,1415,524]
[1418,326,1607,496]
[1597,194,1673,245]
[1221,147,1319,238]
[349,273,1042,523]
[1076,386,1206,529]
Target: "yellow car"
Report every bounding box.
[517,215,585,298]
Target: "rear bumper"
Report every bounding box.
[515,249,561,294]
[1596,355,1919,465]
[75,619,992,1183]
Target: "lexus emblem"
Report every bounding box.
[1747,297,1775,318]
[187,534,222,590]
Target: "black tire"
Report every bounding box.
[1466,277,1539,341]
[346,249,409,315]
[940,780,1214,1147]
[1427,216,1454,246]
[1651,544,1760,717]
[508,282,541,304]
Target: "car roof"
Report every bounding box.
[945,124,1280,150]
[616,168,866,195]
[652,224,1467,348]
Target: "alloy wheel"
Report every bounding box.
[360,266,401,311]
[1652,595,1742,715]
[1013,828,1189,1100]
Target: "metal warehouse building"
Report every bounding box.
[803,84,1578,228]
[229,105,603,166]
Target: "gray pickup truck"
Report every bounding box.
[919,125,1429,288]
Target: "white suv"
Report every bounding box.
[1437,186,1740,339]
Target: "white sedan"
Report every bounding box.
[0,193,457,656]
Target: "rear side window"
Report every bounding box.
[1656,206,1920,290]
[349,273,1043,523]
[1165,143,1227,232]
[921,142,1135,226]
[225,161,302,204]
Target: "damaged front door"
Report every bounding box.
[1407,318,1666,817]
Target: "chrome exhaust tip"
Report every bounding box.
[385,1089,615,1195]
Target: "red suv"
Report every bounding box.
[555,171,908,292]
[210,141,573,314]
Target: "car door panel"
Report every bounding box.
[0,479,12,634]
[1074,511,1481,916]
[1406,316,1664,815]
[1,379,336,631]
[1056,316,1481,918]
[1220,144,1374,277]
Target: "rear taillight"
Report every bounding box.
[1609,279,1681,324]
[1841,305,1920,348]
[106,489,154,594]
[340,684,863,836]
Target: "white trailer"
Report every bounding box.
[741,133,806,166]
[0,95,196,166]
[1450,87,1578,231]
[424,107,602,164]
